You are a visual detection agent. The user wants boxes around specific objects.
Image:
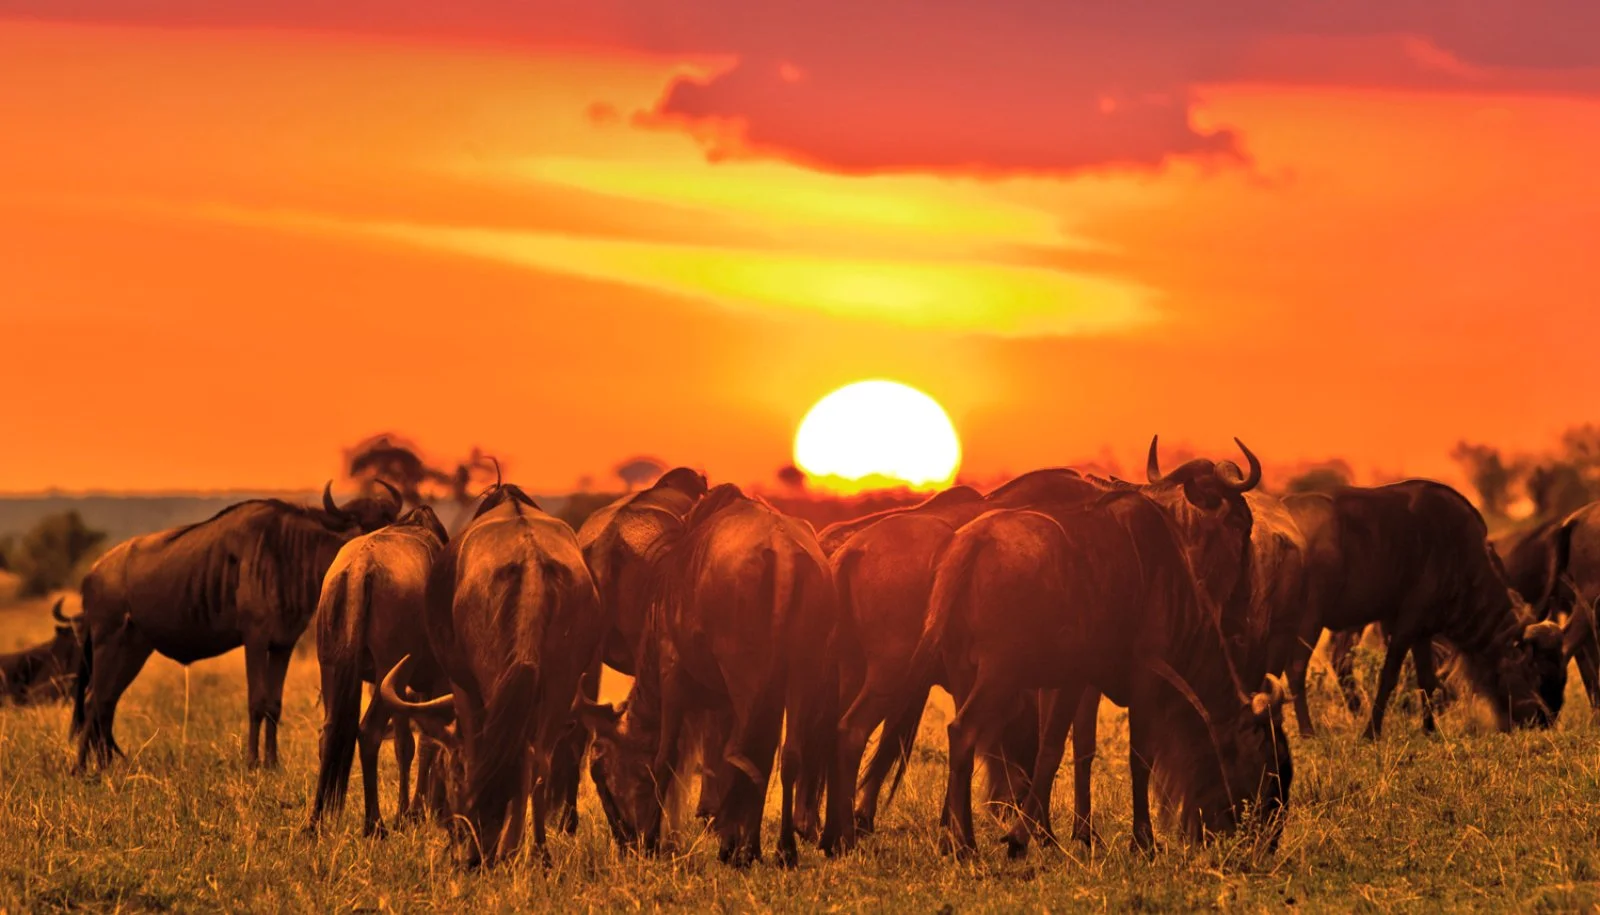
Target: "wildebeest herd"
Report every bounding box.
[9,438,1596,872]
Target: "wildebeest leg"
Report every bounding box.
[394,716,415,822]
[357,694,392,837]
[777,737,801,868]
[1413,640,1441,734]
[1069,690,1100,847]
[693,711,730,823]
[941,666,1021,858]
[1362,633,1413,740]
[1001,685,1075,858]
[1285,633,1319,739]
[853,680,930,835]
[1329,627,1365,715]
[1128,678,1157,855]
[823,670,899,855]
[409,735,439,821]
[76,624,154,772]
[529,760,551,866]
[1577,642,1600,710]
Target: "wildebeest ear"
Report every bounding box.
[1522,620,1563,653]
[1250,674,1291,721]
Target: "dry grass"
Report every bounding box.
[3,597,1600,913]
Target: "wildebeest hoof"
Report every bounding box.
[1361,723,1381,741]
[1001,834,1029,860]
[853,812,875,836]
[776,840,799,869]
[364,820,389,840]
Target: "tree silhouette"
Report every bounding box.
[1450,441,1515,516]
[615,456,668,492]
[3,511,107,597]
[776,464,807,492]
[343,433,499,505]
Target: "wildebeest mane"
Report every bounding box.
[471,483,541,519]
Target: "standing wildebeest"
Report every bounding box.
[72,483,403,770]
[920,490,1291,858]
[310,505,450,836]
[379,483,605,868]
[1,600,85,705]
[1281,481,1564,738]
[581,484,842,868]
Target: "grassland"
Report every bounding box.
[3,596,1600,913]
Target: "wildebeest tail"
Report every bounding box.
[312,571,364,821]
[469,660,540,857]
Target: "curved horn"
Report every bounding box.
[1223,437,1263,493]
[379,655,454,717]
[1145,435,1163,484]
[51,598,74,624]
[375,478,404,510]
[322,481,344,516]
[490,456,502,490]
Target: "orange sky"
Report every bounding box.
[3,9,1599,493]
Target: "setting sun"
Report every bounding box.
[793,380,962,494]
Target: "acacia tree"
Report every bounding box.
[3,511,107,597]
[614,456,668,492]
[342,433,500,506]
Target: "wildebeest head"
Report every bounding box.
[1451,547,1568,729]
[1154,672,1293,847]
[1492,588,1566,726]
[49,598,86,670]
[577,699,667,851]
[1145,436,1263,640]
[376,657,474,851]
[321,479,404,533]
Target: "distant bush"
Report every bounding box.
[2,511,107,598]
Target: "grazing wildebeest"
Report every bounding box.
[1325,516,1575,722]
[379,483,605,868]
[1001,439,1276,855]
[309,505,450,836]
[821,478,1104,855]
[581,484,841,868]
[72,482,403,771]
[920,490,1291,858]
[1282,481,1564,738]
[573,467,710,824]
[0,600,85,705]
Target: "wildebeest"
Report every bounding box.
[1281,481,1564,738]
[73,482,403,770]
[1001,439,1276,855]
[1530,501,1600,707]
[581,484,841,868]
[821,477,1110,855]
[379,483,605,868]
[920,489,1291,858]
[309,505,450,836]
[1,599,85,705]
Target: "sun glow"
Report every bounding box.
[793,381,962,494]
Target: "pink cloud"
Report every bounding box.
[10,1,1600,175]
